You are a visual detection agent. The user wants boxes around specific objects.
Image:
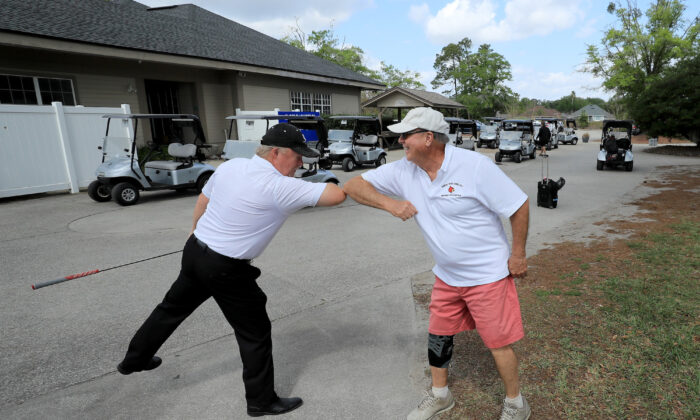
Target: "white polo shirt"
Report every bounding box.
[362,145,527,287]
[194,156,325,259]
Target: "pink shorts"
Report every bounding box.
[428,275,524,349]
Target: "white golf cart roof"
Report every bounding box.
[103,113,200,120]
[329,115,378,121]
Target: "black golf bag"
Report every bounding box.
[537,156,565,209]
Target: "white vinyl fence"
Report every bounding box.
[0,102,132,198]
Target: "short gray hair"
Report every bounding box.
[255,145,274,157]
[432,132,449,145]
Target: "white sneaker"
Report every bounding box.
[499,395,531,420]
[407,389,455,420]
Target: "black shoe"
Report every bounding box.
[247,397,303,417]
[117,356,162,375]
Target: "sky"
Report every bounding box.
[137,0,700,101]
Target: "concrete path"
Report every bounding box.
[1,135,697,419]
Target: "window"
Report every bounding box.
[290,91,331,114]
[313,93,331,114]
[290,91,312,112]
[0,74,75,105]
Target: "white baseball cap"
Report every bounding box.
[387,107,449,135]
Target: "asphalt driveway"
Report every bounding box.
[1,134,697,419]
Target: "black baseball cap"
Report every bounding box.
[261,123,319,157]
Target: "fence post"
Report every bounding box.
[52,101,80,194]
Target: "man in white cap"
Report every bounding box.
[344,108,531,420]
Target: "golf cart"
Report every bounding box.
[327,116,387,172]
[223,115,339,184]
[479,117,503,148]
[495,119,536,163]
[89,114,216,206]
[538,117,560,150]
[444,117,476,151]
[597,120,634,171]
[557,119,578,145]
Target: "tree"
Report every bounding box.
[578,110,589,128]
[432,39,515,118]
[375,62,424,89]
[629,53,700,144]
[570,91,576,113]
[584,0,699,104]
[431,38,473,97]
[544,95,608,114]
[458,45,516,118]
[281,24,425,88]
[304,29,378,78]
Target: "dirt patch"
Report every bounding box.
[412,165,700,419]
[631,134,693,145]
[644,144,700,157]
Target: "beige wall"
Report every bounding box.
[241,84,289,110]
[332,93,360,114]
[2,45,365,149]
[239,73,362,114]
[201,82,233,147]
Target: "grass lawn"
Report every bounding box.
[416,166,699,419]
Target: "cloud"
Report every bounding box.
[138,0,374,38]
[408,3,431,23]
[575,17,598,39]
[418,69,437,90]
[415,0,585,44]
[507,66,611,100]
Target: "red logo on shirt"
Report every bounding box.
[448,186,454,193]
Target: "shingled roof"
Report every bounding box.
[0,0,384,88]
[362,86,465,109]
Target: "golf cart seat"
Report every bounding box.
[302,155,319,165]
[145,143,197,170]
[356,134,378,146]
[617,137,631,150]
[603,136,619,153]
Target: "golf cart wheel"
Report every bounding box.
[492,140,498,149]
[596,161,604,170]
[514,151,522,163]
[112,182,140,206]
[554,143,559,149]
[495,151,502,162]
[196,172,212,193]
[375,154,387,167]
[477,141,482,148]
[88,180,112,202]
[625,161,633,171]
[573,138,578,145]
[342,157,355,172]
[529,149,535,159]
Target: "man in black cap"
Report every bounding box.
[117,123,345,416]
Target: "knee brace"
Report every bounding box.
[428,334,454,368]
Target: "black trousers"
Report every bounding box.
[120,235,276,406]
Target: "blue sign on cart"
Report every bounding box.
[278,111,320,142]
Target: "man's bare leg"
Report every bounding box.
[490,345,519,397]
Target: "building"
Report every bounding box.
[570,104,615,122]
[362,86,465,119]
[0,0,384,149]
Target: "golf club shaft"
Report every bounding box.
[31,250,182,290]
[32,270,100,290]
